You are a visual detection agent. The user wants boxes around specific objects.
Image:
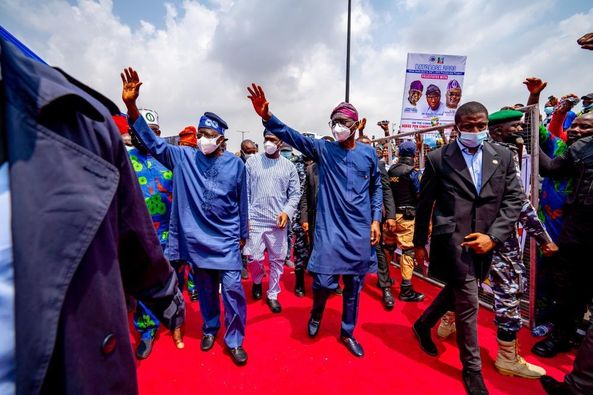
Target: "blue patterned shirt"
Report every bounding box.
[128,148,173,251]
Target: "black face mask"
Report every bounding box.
[502,131,525,146]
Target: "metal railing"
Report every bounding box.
[379,105,541,327]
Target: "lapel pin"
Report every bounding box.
[492,159,498,164]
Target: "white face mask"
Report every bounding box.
[331,123,354,142]
[264,141,279,155]
[199,136,220,155]
[243,152,254,160]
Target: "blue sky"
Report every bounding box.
[2,0,593,150]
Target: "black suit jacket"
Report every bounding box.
[379,159,396,220]
[413,141,524,284]
[1,37,183,395]
[299,161,319,228]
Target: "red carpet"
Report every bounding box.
[133,268,575,394]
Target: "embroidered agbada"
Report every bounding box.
[131,116,248,270]
[262,115,382,275]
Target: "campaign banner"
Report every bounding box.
[399,53,467,134]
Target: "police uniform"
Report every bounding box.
[488,110,551,378]
[386,142,424,302]
[287,153,310,296]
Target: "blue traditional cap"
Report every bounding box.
[263,128,274,137]
[198,112,228,136]
[398,140,416,157]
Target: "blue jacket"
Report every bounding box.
[1,37,184,395]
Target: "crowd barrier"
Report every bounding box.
[371,105,541,328]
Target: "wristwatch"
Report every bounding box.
[487,234,501,245]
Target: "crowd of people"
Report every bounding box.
[2,30,593,395]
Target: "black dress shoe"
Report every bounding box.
[252,283,262,300]
[229,346,248,365]
[341,336,364,357]
[382,288,395,310]
[295,269,305,297]
[308,315,321,338]
[399,285,425,302]
[266,298,282,313]
[540,375,570,395]
[462,370,489,395]
[200,334,216,351]
[532,335,571,358]
[413,321,438,356]
[136,336,155,359]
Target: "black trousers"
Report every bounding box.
[566,324,593,394]
[418,277,481,372]
[376,242,393,289]
[551,206,593,340]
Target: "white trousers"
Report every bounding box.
[244,226,288,300]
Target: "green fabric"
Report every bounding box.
[488,109,524,126]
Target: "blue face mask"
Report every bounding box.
[280,150,292,159]
[544,106,554,116]
[458,130,489,148]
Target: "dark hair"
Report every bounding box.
[356,135,371,143]
[454,101,489,124]
[240,139,256,151]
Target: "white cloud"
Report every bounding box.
[1,0,593,150]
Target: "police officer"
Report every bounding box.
[387,140,424,302]
[487,110,557,377]
[281,143,310,296]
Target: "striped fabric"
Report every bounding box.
[246,153,301,229]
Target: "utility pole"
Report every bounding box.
[237,130,248,142]
[345,0,351,103]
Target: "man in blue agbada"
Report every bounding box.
[247,83,382,358]
[121,67,249,366]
